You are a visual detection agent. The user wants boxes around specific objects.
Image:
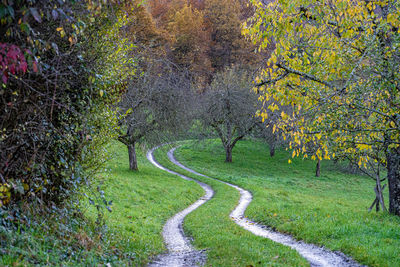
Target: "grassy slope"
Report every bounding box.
[83,141,204,265]
[1,141,206,266]
[171,139,400,267]
[0,221,112,266]
[154,144,308,267]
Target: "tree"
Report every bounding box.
[199,66,260,162]
[150,0,206,27]
[148,0,261,85]
[167,3,212,84]
[245,0,400,215]
[252,95,291,158]
[204,0,258,71]
[117,60,193,170]
[124,1,168,48]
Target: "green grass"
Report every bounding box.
[153,144,308,267]
[0,141,204,266]
[5,139,398,266]
[0,219,108,266]
[83,141,204,265]
[169,139,400,267]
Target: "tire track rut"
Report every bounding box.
[147,146,213,267]
[167,146,364,267]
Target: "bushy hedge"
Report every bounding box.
[0,1,130,210]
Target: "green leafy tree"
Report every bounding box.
[245,0,400,215]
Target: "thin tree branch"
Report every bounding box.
[256,71,289,87]
[276,63,335,89]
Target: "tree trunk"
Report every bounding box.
[387,148,400,216]
[375,164,386,212]
[269,142,275,157]
[225,146,233,163]
[128,142,138,171]
[368,184,387,212]
[315,158,321,177]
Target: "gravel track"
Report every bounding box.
[146,146,213,267]
[167,146,364,267]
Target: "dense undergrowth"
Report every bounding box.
[0,206,122,266]
[172,139,400,267]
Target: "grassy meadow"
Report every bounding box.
[168,139,400,267]
[154,144,308,267]
[82,141,204,266]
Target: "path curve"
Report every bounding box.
[168,146,364,267]
[147,146,214,267]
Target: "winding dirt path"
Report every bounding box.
[147,146,213,267]
[166,146,364,267]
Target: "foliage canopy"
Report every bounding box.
[245,0,400,215]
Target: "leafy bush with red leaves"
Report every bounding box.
[0,43,31,83]
[0,1,127,210]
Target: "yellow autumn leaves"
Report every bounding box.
[244,0,400,169]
